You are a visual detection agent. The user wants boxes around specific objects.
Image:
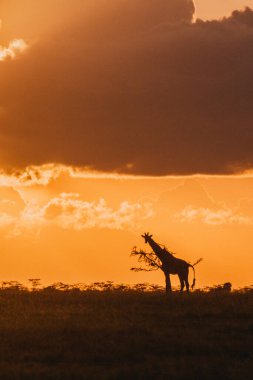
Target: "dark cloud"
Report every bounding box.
[1,1,253,175]
[0,0,194,41]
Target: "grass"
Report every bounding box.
[0,287,252,379]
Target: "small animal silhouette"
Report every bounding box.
[142,232,202,292]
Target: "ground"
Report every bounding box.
[0,288,252,379]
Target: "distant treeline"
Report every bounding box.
[0,280,252,293]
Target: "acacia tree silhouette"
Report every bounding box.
[131,233,202,292]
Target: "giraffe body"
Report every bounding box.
[142,232,197,292]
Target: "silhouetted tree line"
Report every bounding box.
[0,279,252,293]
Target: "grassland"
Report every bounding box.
[0,287,252,380]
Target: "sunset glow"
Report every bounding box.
[0,164,251,288]
[0,1,253,290]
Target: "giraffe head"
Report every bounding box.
[141,232,153,244]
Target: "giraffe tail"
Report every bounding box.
[189,265,196,289]
[189,258,203,289]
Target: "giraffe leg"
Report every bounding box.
[165,274,172,292]
[185,277,190,292]
[185,268,190,292]
[179,275,185,292]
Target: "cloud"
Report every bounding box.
[175,206,253,225]
[0,39,27,61]
[42,194,153,230]
[2,163,253,234]
[0,0,195,40]
[1,2,253,174]
[1,163,253,193]
[0,163,179,189]
[0,164,67,187]
[0,191,153,236]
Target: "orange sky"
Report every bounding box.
[194,0,253,19]
[0,2,253,289]
[0,165,252,288]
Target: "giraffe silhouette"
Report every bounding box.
[142,232,201,292]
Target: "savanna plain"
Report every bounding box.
[0,284,252,380]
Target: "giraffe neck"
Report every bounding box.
[147,238,167,263]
